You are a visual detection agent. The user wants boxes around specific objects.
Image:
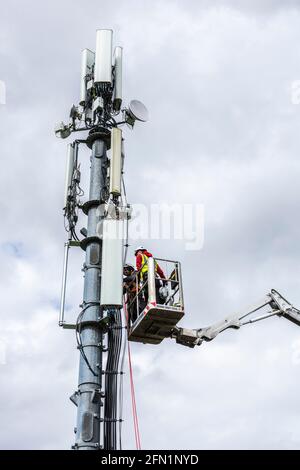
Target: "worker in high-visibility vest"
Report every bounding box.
[135,246,166,280]
[134,246,166,307]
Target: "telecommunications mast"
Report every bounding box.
[55,29,300,453]
[56,29,148,450]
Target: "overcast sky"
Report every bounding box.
[1,0,300,450]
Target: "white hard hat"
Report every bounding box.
[124,264,134,271]
[135,245,145,255]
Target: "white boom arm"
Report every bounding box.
[172,289,300,348]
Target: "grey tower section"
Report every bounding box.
[74,139,108,450]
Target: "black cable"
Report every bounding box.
[115,310,123,448]
[116,310,123,449]
[76,329,98,377]
[104,312,113,449]
[108,311,117,449]
[111,312,119,448]
[71,228,80,242]
[103,308,123,450]
[118,308,127,450]
[75,303,100,377]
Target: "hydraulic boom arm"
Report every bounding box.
[172,289,300,348]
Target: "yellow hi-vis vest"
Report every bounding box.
[140,254,158,280]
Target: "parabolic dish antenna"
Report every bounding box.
[128,100,149,122]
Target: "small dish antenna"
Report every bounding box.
[55,122,71,139]
[125,100,149,126]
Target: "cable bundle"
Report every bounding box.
[103,308,124,449]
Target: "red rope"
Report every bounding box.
[127,341,141,450]
[123,301,142,450]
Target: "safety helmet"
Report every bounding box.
[134,246,146,256]
[123,264,134,273]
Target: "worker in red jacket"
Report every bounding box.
[135,246,165,280]
[134,246,166,309]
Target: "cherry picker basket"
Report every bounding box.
[127,257,185,345]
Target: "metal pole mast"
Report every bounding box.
[57,29,148,450]
[74,138,108,450]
